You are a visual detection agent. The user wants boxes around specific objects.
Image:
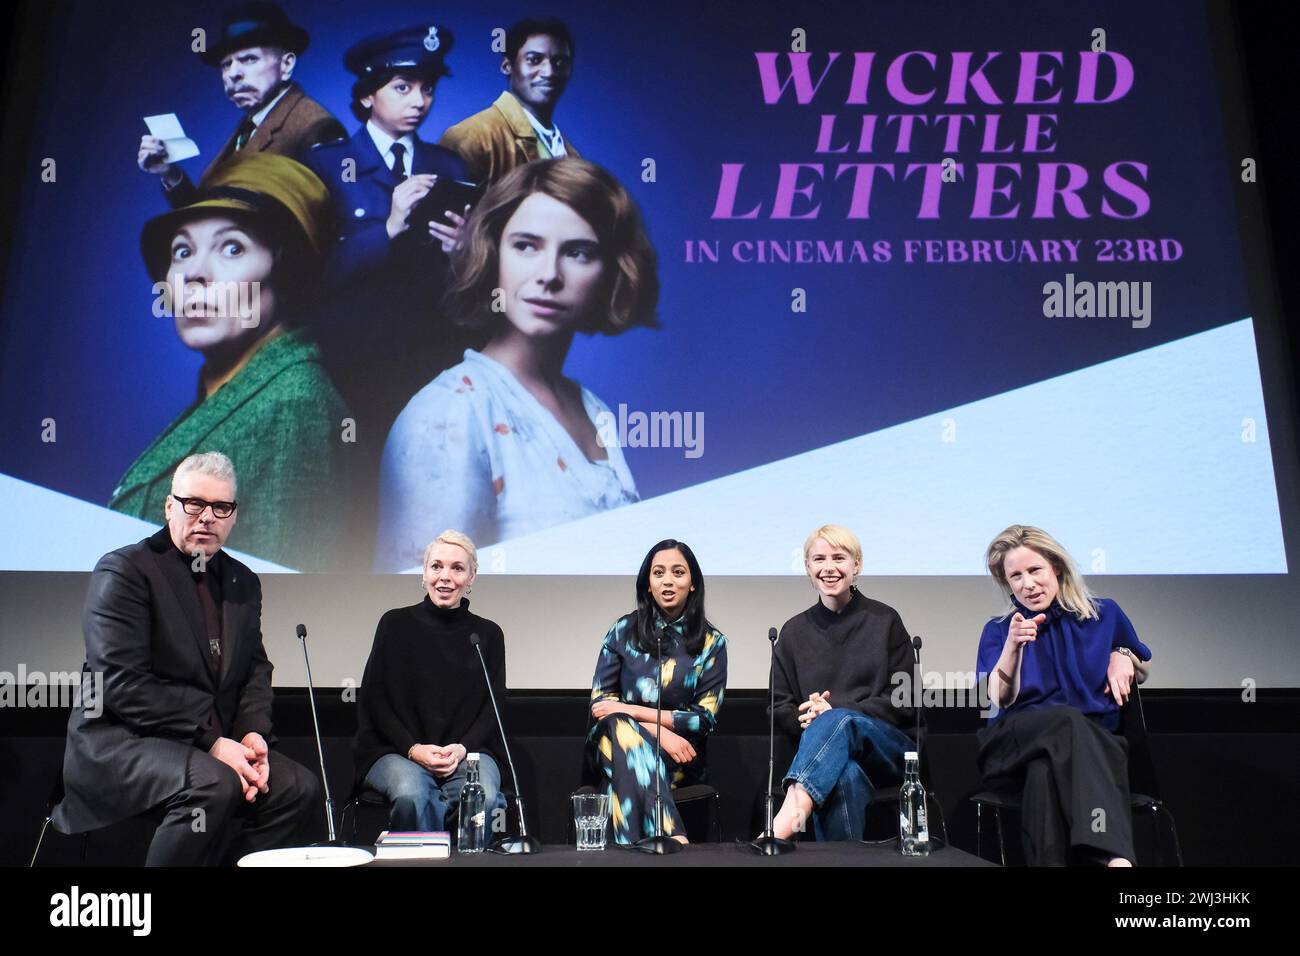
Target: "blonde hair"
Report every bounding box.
[422,530,478,574]
[803,524,863,567]
[985,524,1098,620]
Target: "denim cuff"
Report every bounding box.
[783,771,826,807]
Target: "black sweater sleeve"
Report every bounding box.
[357,613,417,760]
[491,627,507,702]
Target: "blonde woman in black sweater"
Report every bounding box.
[768,525,917,841]
[353,530,508,833]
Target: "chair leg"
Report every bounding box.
[1146,805,1161,867]
[993,806,1007,867]
[928,793,949,848]
[29,816,53,867]
[1157,803,1184,867]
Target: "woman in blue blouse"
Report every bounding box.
[976,524,1152,866]
[587,539,728,845]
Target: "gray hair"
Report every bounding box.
[172,452,238,497]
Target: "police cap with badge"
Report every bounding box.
[345,24,454,100]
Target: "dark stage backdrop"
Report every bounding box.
[1,1,1297,687]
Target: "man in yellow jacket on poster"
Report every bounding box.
[440,18,581,186]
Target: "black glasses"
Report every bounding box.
[171,495,237,519]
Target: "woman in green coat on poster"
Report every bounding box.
[111,154,354,571]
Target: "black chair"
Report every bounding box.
[862,754,950,849]
[32,757,170,866]
[673,784,724,842]
[30,761,74,867]
[752,747,949,847]
[341,781,523,845]
[572,717,723,844]
[752,720,947,847]
[567,783,722,845]
[340,784,391,844]
[971,685,1183,866]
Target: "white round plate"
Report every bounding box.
[237,845,375,867]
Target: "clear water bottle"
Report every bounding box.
[898,750,931,857]
[457,753,487,854]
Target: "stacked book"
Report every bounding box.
[374,830,451,861]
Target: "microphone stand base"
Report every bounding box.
[632,834,682,855]
[491,836,543,855]
[743,834,797,856]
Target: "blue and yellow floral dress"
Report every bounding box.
[587,612,728,843]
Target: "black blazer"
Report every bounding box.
[52,528,274,834]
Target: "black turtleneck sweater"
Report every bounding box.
[771,589,916,740]
[352,597,506,784]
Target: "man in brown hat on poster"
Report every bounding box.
[137,1,345,207]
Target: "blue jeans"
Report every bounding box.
[783,708,912,841]
[364,752,508,834]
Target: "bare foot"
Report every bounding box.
[772,783,814,840]
[1107,857,1133,867]
[672,834,688,845]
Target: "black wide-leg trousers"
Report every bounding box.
[977,705,1134,866]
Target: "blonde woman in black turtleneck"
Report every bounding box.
[353,530,508,833]
[767,525,917,841]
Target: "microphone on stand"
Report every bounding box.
[911,635,923,749]
[236,624,373,866]
[469,632,540,854]
[297,622,339,844]
[635,625,680,854]
[746,626,795,855]
[906,633,940,849]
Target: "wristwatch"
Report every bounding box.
[1113,646,1136,659]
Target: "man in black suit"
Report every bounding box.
[52,452,320,865]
